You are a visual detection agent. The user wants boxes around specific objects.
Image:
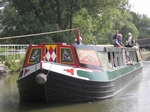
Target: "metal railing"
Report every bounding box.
[0,44,29,60]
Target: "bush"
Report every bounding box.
[4,56,25,72]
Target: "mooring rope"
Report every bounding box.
[0,28,78,40]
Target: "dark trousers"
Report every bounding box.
[125,44,132,47]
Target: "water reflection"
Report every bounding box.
[0,62,150,112]
[0,73,19,112]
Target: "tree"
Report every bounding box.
[0,0,139,45]
[130,12,150,40]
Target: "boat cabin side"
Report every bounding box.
[22,43,142,71]
[74,45,142,70]
[105,46,142,70]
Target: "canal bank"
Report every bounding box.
[141,52,150,61]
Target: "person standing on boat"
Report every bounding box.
[125,33,133,47]
[74,36,83,45]
[112,30,119,44]
[76,29,83,45]
[114,34,124,48]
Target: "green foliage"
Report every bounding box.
[73,8,97,44]
[4,55,24,72]
[131,12,150,39]
[0,0,149,45]
[17,55,25,69]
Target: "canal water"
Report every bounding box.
[0,61,150,112]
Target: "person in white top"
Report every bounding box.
[125,32,133,47]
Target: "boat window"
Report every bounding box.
[132,51,137,62]
[76,49,100,66]
[97,51,108,70]
[108,50,125,69]
[127,50,138,62]
[28,48,42,63]
[129,51,134,62]
[108,52,117,69]
[117,52,124,66]
[60,47,74,64]
[108,48,140,69]
[114,52,119,67]
[134,51,138,62]
[123,48,139,65]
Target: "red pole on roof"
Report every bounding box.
[76,29,80,45]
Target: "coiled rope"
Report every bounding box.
[0,28,78,40]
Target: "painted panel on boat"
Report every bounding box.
[28,47,42,64]
[76,49,100,66]
[42,62,89,80]
[60,47,74,64]
[45,45,57,62]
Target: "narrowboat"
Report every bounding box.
[17,30,143,103]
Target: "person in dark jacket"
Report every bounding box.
[112,30,119,43]
[114,34,124,49]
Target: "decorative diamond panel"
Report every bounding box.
[45,45,57,62]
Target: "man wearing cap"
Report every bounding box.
[125,33,133,47]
